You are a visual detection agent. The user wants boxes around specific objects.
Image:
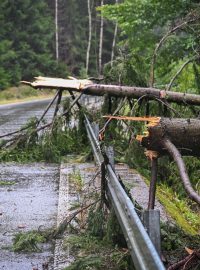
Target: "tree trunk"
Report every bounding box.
[111,0,118,67]
[55,0,59,61]
[22,77,200,106]
[86,0,92,74]
[99,0,104,75]
[136,117,200,157]
[84,84,200,106]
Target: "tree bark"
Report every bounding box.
[86,0,92,74]
[55,0,59,61]
[99,0,104,75]
[137,117,200,157]
[111,0,118,67]
[84,84,200,106]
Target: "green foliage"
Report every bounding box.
[0,181,16,186]
[104,54,148,86]
[101,0,200,91]
[105,209,126,247]
[13,231,45,252]
[87,206,105,238]
[0,114,88,163]
[64,202,132,270]
[161,222,200,255]
[156,184,200,234]
[64,255,102,270]
[64,232,131,270]
[69,170,84,192]
[0,0,67,89]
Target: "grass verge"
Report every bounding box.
[0,85,55,105]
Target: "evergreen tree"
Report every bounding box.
[0,0,66,89]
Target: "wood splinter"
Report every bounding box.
[104,115,200,205]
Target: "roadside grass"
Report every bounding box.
[0,85,55,105]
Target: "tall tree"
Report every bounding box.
[86,0,92,74]
[55,0,59,61]
[0,0,65,89]
[99,0,104,75]
[110,0,118,67]
[101,0,200,90]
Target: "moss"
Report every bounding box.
[136,172,199,235]
[156,185,199,235]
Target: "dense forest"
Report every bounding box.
[0,0,200,92]
[0,2,200,267]
[0,0,116,89]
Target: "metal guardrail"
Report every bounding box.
[84,115,165,270]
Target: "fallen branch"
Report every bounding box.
[167,249,200,270]
[37,89,60,126]
[99,97,127,137]
[52,199,100,238]
[162,139,200,205]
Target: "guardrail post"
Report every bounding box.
[142,157,161,257]
[142,210,161,257]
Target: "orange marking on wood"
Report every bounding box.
[103,115,161,124]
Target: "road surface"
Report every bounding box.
[0,99,55,137]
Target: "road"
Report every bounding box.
[0,99,58,270]
[0,97,101,270]
[0,99,55,137]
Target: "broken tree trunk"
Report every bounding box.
[136,117,200,157]
[22,77,200,106]
[104,115,200,205]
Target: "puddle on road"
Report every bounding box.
[0,163,59,270]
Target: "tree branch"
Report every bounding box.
[167,56,199,91]
[162,138,200,205]
[149,17,200,87]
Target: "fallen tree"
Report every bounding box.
[22,76,200,106]
[103,115,200,205]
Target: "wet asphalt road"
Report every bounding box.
[0,99,55,137]
[0,163,59,270]
[0,99,58,270]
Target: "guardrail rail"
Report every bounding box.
[84,115,165,270]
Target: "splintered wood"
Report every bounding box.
[21,76,93,90]
[103,115,200,157]
[103,115,160,143]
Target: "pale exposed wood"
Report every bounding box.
[22,76,93,89]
